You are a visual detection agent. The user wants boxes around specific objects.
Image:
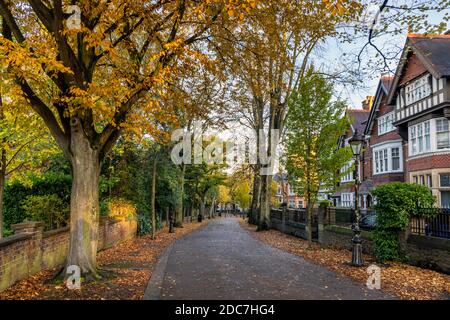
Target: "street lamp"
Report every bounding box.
[348,129,364,267]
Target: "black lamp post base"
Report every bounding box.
[351,242,363,266]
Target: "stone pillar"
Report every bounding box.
[318,206,326,244]
[281,207,287,234]
[11,221,44,274]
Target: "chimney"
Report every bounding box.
[362,96,374,111]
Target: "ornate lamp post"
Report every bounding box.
[348,129,364,267]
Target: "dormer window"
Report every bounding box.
[405,74,431,105]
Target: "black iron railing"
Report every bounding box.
[410,208,450,239]
[270,209,283,221]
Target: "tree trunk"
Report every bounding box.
[249,171,261,225]
[199,198,205,219]
[0,154,5,240]
[306,191,313,243]
[66,120,100,280]
[258,174,272,231]
[175,163,185,227]
[165,207,169,227]
[150,154,157,240]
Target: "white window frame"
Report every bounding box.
[340,160,354,183]
[405,74,431,106]
[378,112,395,135]
[409,118,450,156]
[436,118,450,150]
[409,120,432,156]
[341,193,354,208]
[372,142,403,175]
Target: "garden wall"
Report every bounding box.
[319,225,374,255]
[0,218,137,292]
[270,207,450,274]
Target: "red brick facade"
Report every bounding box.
[407,153,450,172]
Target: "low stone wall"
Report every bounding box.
[270,217,308,240]
[404,234,450,274]
[0,218,137,292]
[270,207,450,274]
[319,225,374,255]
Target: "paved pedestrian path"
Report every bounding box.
[144,218,394,300]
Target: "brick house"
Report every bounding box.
[362,76,407,207]
[333,102,371,208]
[273,173,305,208]
[387,33,450,207]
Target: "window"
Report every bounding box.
[391,147,400,171]
[341,161,354,183]
[440,173,450,187]
[427,174,432,188]
[441,191,450,208]
[289,185,295,195]
[436,119,450,149]
[405,75,431,105]
[298,201,303,208]
[413,176,418,184]
[378,112,395,135]
[409,121,431,155]
[373,143,403,174]
[420,175,425,185]
[341,193,353,207]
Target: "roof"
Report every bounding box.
[364,76,394,135]
[388,34,450,104]
[346,109,370,134]
[409,35,450,77]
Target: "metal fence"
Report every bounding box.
[270,208,307,224]
[410,208,450,239]
[270,209,283,221]
[287,208,307,224]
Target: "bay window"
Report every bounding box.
[373,143,403,174]
[436,118,450,149]
[409,120,432,155]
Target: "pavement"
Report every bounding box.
[143,218,394,300]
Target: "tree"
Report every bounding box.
[213,0,361,230]
[185,163,226,220]
[284,68,352,242]
[0,0,255,278]
[0,85,57,238]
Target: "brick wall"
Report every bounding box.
[364,94,407,187]
[407,153,450,172]
[0,218,137,292]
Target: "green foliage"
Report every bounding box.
[371,182,436,262]
[3,172,71,231]
[284,66,352,207]
[319,200,333,208]
[21,194,69,231]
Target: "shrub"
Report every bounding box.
[319,200,333,208]
[371,182,436,263]
[101,197,136,220]
[21,194,69,231]
[4,172,71,231]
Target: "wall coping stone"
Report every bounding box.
[0,234,33,248]
[43,227,70,238]
[407,234,450,251]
